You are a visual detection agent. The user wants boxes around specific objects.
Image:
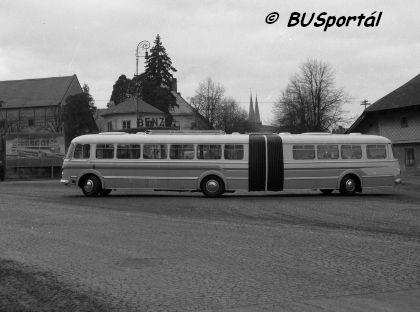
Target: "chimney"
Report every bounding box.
[171,78,177,92]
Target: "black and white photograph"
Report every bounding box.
[0,0,420,311]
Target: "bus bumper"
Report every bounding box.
[60,179,70,186]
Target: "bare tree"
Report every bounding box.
[190,78,225,128]
[273,59,348,133]
[214,97,248,133]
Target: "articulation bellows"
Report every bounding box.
[288,11,383,31]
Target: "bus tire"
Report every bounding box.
[201,176,224,197]
[81,175,102,197]
[339,175,358,196]
[320,189,333,195]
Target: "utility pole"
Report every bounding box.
[361,99,370,110]
[135,41,150,128]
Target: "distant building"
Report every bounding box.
[247,92,276,133]
[0,75,83,179]
[347,74,420,172]
[96,78,209,132]
[248,92,261,125]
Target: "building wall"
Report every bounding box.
[392,143,420,172]
[102,113,166,131]
[354,109,420,172]
[375,110,420,143]
[3,106,60,132]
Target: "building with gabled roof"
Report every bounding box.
[96,78,210,132]
[0,75,82,132]
[0,75,83,179]
[347,74,420,171]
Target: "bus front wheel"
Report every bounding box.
[201,176,224,197]
[339,175,358,196]
[81,175,102,197]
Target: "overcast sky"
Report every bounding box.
[1,0,419,125]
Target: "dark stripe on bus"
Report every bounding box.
[266,134,284,191]
[248,134,266,191]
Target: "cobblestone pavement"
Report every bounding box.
[0,181,419,311]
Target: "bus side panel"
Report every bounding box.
[283,164,347,190]
[360,160,399,188]
[248,135,266,191]
[99,162,221,190]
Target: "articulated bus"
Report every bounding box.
[61,131,401,197]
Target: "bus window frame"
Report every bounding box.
[95,143,115,160]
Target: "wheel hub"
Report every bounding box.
[345,179,355,192]
[84,179,94,193]
[206,180,219,193]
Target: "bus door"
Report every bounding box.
[248,134,284,191]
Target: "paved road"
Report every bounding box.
[0,181,419,311]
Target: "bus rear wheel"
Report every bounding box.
[339,175,358,196]
[81,175,102,197]
[201,176,224,197]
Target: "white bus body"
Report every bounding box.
[61,132,400,197]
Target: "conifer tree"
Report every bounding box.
[142,34,178,125]
[145,34,177,89]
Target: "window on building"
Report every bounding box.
[401,117,408,128]
[405,148,415,167]
[224,144,244,160]
[366,144,387,159]
[28,119,34,127]
[143,144,167,159]
[292,145,315,160]
[96,144,114,159]
[107,121,113,131]
[73,144,90,159]
[341,145,362,159]
[117,144,141,159]
[170,144,195,159]
[197,145,222,159]
[122,120,131,129]
[317,145,339,160]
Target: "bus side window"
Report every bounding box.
[170,144,195,159]
[73,144,90,159]
[341,145,362,159]
[143,144,167,159]
[117,144,140,159]
[96,144,114,159]
[317,145,339,160]
[293,145,315,160]
[367,144,387,159]
[224,145,244,160]
[197,145,222,159]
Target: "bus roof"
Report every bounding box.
[71,133,391,145]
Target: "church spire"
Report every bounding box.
[254,93,261,124]
[248,90,254,122]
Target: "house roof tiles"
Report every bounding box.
[0,75,79,108]
[366,74,420,112]
[101,97,165,116]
